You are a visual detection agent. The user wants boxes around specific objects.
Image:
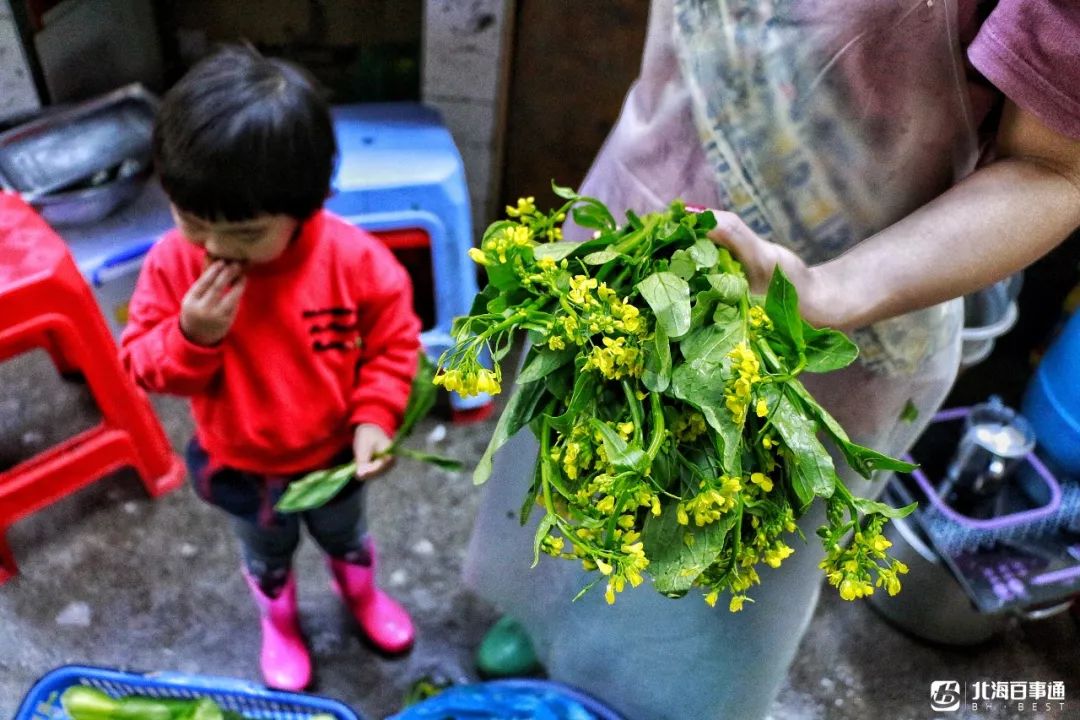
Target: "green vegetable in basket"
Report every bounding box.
[61,686,173,720]
[60,685,336,720]
[186,698,224,720]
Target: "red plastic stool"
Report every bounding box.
[0,193,184,583]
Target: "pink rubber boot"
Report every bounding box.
[242,570,312,691]
[328,541,415,654]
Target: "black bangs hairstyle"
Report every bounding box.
[153,45,338,222]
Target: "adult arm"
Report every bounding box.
[710,100,1080,330]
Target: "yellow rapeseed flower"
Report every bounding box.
[505,196,536,217]
[749,472,774,493]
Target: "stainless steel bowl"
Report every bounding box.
[30,167,150,227]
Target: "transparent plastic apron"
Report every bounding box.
[466,1,977,717]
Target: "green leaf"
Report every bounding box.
[688,239,720,269]
[572,200,617,232]
[689,289,723,330]
[899,399,919,424]
[275,463,357,513]
[532,513,558,568]
[547,371,597,434]
[487,262,522,292]
[693,207,719,231]
[394,446,463,471]
[707,273,749,304]
[763,384,838,505]
[802,326,858,373]
[668,250,698,279]
[852,497,918,519]
[517,346,576,385]
[643,504,736,597]
[652,223,696,254]
[642,326,672,393]
[551,181,579,200]
[520,463,543,525]
[589,419,648,473]
[544,364,574,401]
[764,266,804,354]
[786,381,918,478]
[191,699,225,720]
[397,353,438,441]
[533,241,580,263]
[468,284,499,316]
[713,303,740,327]
[584,249,621,265]
[637,271,692,339]
[679,315,745,365]
[474,380,549,485]
[670,359,742,472]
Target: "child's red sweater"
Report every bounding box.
[121,210,422,474]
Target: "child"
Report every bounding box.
[121,46,421,691]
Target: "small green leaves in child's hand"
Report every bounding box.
[276,353,458,513]
[276,463,356,513]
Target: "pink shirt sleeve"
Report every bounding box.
[967,0,1080,139]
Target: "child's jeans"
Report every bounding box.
[185,439,369,583]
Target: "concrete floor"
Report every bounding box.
[1,349,1078,720]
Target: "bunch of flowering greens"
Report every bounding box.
[439,185,917,612]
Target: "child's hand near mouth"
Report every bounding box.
[180,259,247,346]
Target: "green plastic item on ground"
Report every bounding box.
[475,616,542,678]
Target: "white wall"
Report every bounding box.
[422,0,513,230]
[0,0,41,123]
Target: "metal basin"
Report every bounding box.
[31,166,150,227]
[869,510,1006,645]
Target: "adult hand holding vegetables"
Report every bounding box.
[463,2,1080,719]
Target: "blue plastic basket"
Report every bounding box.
[15,666,362,720]
[389,678,625,720]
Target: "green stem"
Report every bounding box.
[613,216,660,256]
[755,337,806,381]
[478,298,549,342]
[539,414,558,518]
[622,380,644,447]
[645,392,666,461]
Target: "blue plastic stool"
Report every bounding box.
[327,103,490,417]
[15,665,360,719]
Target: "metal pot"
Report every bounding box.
[870,511,1005,645]
[959,275,1022,369]
[868,507,1072,645]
